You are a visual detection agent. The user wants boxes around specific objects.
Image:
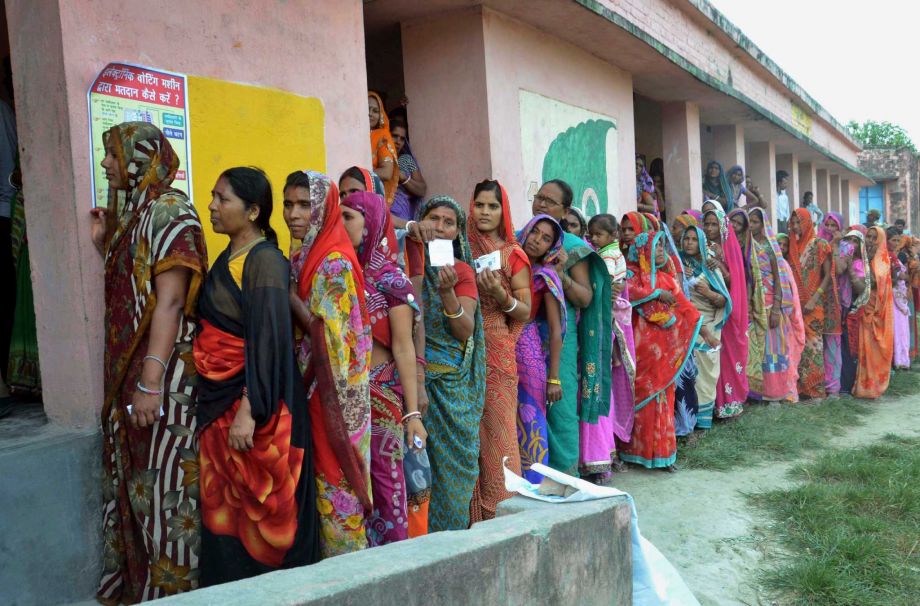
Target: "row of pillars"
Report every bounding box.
[656,102,853,226]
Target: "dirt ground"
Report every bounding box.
[612,394,920,606]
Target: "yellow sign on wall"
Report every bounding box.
[791,104,813,137]
[187,76,325,263]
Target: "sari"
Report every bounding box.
[515,215,567,482]
[789,208,840,399]
[341,191,420,546]
[892,255,911,369]
[291,172,373,557]
[392,139,422,221]
[854,226,894,398]
[727,165,748,210]
[749,208,805,401]
[551,231,612,475]
[6,189,39,389]
[195,239,319,585]
[368,91,399,204]
[668,213,701,434]
[840,230,871,394]
[679,226,731,429]
[729,208,767,401]
[411,196,486,531]
[818,213,846,393]
[702,161,732,209]
[595,242,636,455]
[622,232,702,468]
[97,123,207,603]
[703,203,748,418]
[636,154,660,217]
[908,238,920,361]
[468,181,530,522]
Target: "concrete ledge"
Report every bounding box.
[0,426,102,606]
[154,495,632,606]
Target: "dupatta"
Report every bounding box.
[854,226,894,398]
[789,207,841,335]
[368,91,399,204]
[679,225,732,330]
[517,214,567,339]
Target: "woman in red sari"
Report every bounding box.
[91,122,207,603]
[468,179,532,522]
[195,167,319,585]
[788,208,840,399]
[621,231,702,471]
[854,226,894,398]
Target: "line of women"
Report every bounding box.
[93,121,916,603]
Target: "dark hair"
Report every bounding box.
[284,170,311,192]
[390,116,408,132]
[339,166,367,188]
[473,179,504,204]
[886,226,902,239]
[649,158,664,179]
[543,179,573,209]
[895,218,906,225]
[803,191,813,200]
[220,166,277,244]
[588,213,618,234]
[421,199,463,258]
[776,170,789,181]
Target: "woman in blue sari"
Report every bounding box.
[515,215,566,483]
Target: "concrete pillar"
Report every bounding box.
[798,161,817,210]
[711,124,745,169]
[830,174,841,215]
[816,169,831,212]
[841,179,852,225]
[776,153,798,208]
[661,100,703,217]
[847,180,861,226]
[403,8,492,205]
[746,141,776,227]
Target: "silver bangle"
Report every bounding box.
[144,355,168,373]
[405,220,417,232]
[136,381,163,396]
[503,298,519,314]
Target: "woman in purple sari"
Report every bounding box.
[515,215,566,483]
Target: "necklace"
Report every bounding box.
[229,236,265,261]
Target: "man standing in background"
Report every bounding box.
[776,170,791,233]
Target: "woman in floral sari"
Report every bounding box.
[90,123,207,602]
[679,225,730,429]
[854,226,894,398]
[748,208,805,402]
[515,215,566,483]
[789,208,840,399]
[286,171,372,557]
[702,203,748,418]
[196,167,319,584]
[341,191,426,546]
[408,196,485,531]
[819,213,847,394]
[468,179,532,522]
[622,231,702,470]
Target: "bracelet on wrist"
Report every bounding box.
[503,297,519,314]
[546,378,561,386]
[405,220,417,232]
[443,305,465,319]
[136,381,163,396]
[144,354,168,373]
[401,411,422,424]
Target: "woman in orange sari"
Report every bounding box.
[468,179,532,522]
[854,226,894,398]
[195,167,319,585]
[788,208,840,399]
[368,91,399,205]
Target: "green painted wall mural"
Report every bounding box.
[519,90,618,218]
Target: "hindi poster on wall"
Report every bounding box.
[87,62,192,208]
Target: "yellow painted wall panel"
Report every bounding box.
[187,76,325,262]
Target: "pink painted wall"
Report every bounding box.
[7,0,370,428]
[481,8,636,226]
[401,8,492,208]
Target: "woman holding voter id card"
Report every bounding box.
[467,179,532,522]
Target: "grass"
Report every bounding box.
[750,435,920,606]
[678,366,920,471]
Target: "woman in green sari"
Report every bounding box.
[531,179,611,476]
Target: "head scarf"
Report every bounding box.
[467,180,520,257]
[727,165,747,209]
[103,122,181,255]
[341,191,417,341]
[517,214,567,338]
[703,205,730,244]
[703,161,732,207]
[342,166,398,264]
[728,208,754,283]
[679,225,732,328]
[788,207,817,282]
[819,212,844,242]
[683,209,703,221]
[636,154,656,195]
[566,206,589,237]
[291,171,366,313]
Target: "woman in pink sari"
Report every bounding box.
[701,201,748,418]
